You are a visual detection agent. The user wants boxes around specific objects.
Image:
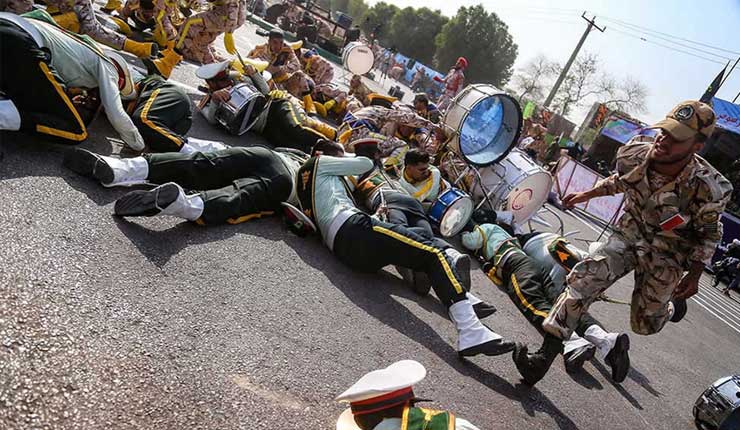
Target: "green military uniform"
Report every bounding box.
[129,74,192,152]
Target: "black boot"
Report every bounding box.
[563,343,596,373]
[513,334,563,386]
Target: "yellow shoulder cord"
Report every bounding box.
[175,17,203,49]
[411,174,434,200]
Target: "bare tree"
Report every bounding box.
[551,52,606,116]
[511,54,556,103]
[602,76,649,115]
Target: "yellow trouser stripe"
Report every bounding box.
[176,17,202,49]
[226,211,274,225]
[511,273,549,318]
[140,88,183,147]
[36,62,87,141]
[372,226,463,294]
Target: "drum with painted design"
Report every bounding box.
[470,148,552,224]
[428,188,474,237]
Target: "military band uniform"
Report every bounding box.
[399,165,448,210]
[297,155,471,308]
[543,142,733,339]
[177,0,246,64]
[129,74,192,152]
[247,39,301,86]
[121,0,178,42]
[143,146,302,224]
[0,12,143,148]
[463,224,600,334]
[350,167,434,239]
[436,68,464,112]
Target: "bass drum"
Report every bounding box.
[442,84,522,167]
[342,42,374,76]
[470,148,552,225]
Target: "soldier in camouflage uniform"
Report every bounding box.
[514,101,734,386]
[44,0,157,57]
[0,0,32,14]
[120,0,179,43]
[247,29,309,97]
[337,105,434,157]
[176,0,246,64]
[298,48,334,86]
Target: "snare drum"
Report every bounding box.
[442,84,523,166]
[428,188,474,237]
[694,375,740,430]
[214,83,266,135]
[342,42,374,76]
[470,148,552,224]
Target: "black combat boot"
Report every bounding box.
[513,334,564,386]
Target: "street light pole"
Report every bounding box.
[543,12,606,108]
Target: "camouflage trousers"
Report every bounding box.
[49,0,126,49]
[177,14,225,64]
[0,0,32,14]
[542,232,684,338]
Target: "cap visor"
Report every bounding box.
[336,408,361,430]
[648,118,696,141]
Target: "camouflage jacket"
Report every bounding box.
[248,41,300,78]
[593,143,733,266]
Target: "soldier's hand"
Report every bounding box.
[211,88,231,104]
[243,64,257,76]
[674,272,700,300]
[561,192,589,209]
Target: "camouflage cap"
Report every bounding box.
[649,100,716,141]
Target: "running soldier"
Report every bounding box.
[515,101,733,385]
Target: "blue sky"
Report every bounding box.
[366,0,740,124]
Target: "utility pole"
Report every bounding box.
[543,12,606,108]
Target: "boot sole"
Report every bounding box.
[459,339,515,357]
[606,333,630,383]
[63,148,114,185]
[114,183,180,217]
[453,253,471,291]
[564,344,596,373]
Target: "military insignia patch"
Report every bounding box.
[674,105,694,121]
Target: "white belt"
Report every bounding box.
[325,208,361,252]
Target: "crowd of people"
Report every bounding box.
[0,4,736,429]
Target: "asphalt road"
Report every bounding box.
[1,12,739,430]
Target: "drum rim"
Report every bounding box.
[443,87,523,167]
[343,42,374,75]
[439,196,473,236]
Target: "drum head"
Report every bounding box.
[439,195,473,237]
[343,43,374,75]
[459,93,522,166]
[505,171,552,224]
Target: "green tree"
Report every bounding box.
[434,5,518,86]
[387,7,447,65]
[347,0,368,22]
[358,2,399,46]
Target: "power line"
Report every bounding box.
[600,16,740,56]
[603,20,734,61]
[608,27,728,65]
[486,5,740,57]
